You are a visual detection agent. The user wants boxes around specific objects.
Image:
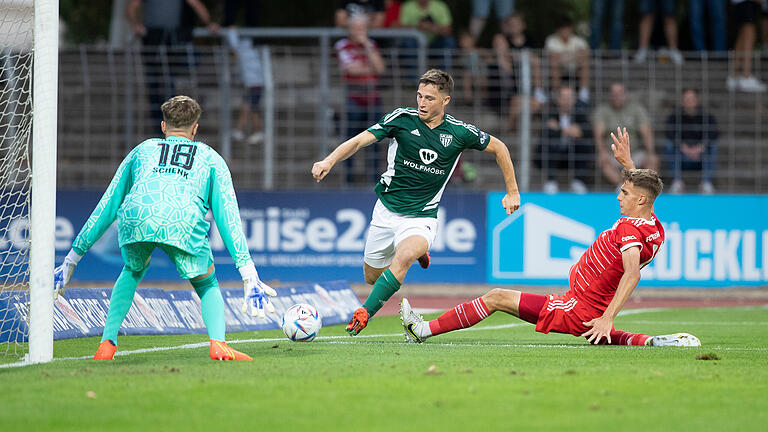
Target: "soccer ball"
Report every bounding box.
[281,304,322,342]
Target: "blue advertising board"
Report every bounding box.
[0,281,360,342]
[487,193,768,287]
[0,190,486,284]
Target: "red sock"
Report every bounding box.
[428,298,490,336]
[610,330,650,346]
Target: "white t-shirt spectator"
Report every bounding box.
[545,33,588,70]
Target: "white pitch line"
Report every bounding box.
[0,306,764,369]
[319,340,768,351]
[0,324,525,368]
[616,308,664,316]
[621,320,768,326]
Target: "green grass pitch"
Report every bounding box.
[2,306,767,431]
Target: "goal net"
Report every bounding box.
[0,0,57,363]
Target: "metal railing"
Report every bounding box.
[55,32,768,194]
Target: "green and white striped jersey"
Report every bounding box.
[367,107,490,217]
[72,136,252,269]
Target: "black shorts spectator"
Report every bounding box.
[733,0,761,25]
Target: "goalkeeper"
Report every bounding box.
[54,95,275,361]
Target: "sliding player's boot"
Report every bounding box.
[648,333,701,347]
[417,252,431,269]
[93,339,117,360]
[400,298,426,343]
[210,340,253,361]
[346,307,369,336]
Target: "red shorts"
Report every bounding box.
[518,292,602,337]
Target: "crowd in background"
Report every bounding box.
[125,0,761,194]
[328,0,737,193]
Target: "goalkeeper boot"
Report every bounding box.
[648,333,701,347]
[400,298,426,343]
[346,307,369,336]
[417,251,431,269]
[210,340,253,361]
[93,339,117,360]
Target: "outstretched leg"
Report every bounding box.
[604,330,651,346]
[590,330,701,347]
[402,289,544,342]
[646,333,701,347]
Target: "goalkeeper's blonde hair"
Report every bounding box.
[161,95,202,128]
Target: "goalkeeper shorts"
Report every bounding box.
[121,242,214,279]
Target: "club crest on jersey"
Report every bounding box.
[480,132,489,146]
[419,148,438,165]
[439,133,453,147]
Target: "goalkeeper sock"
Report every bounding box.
[190,271,226,342]
[101,266,146,344]
[428,298,490,336]
[362,269,401,317]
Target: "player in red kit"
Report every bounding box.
[401,127,701,347]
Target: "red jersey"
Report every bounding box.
[565,214,664,313]
[334,38,380,105]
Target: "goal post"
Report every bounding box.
[28,0,58,363]
[0,0,57,363]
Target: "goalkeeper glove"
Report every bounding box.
[54,249,82,299]
[238,263,276,318]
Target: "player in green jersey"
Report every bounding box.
[312,69,521,335]
[53,96,276,361]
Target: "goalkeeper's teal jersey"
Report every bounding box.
[367,108,490,218]
[72,136,252,269]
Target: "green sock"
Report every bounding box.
[101,266,146,344]
[362,269,401,317]
[190,271,226,341]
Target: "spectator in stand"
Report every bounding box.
[589,0,625,50]
[223,0,260,28]
[335,15,386,184]
[688,0,725,52]
[536,86,592,194]
[492,12,546,131]
[225,30,265,146]
[545,17,591,103]
[459,30,489,105]
[760,1,768,55]
[451,34,484,186]
[399,0,455,49]
[592,83,658,185]
[336,0,386,29]
[762,1,768,55]
[383,0,402,27]
[633,0,683,65]
[469,0,514,40]
[728,0,767,92]
[126,0,220,128]
[224,0,264,145]
[664,89,718,194]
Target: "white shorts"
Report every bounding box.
[363,200,438,269]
